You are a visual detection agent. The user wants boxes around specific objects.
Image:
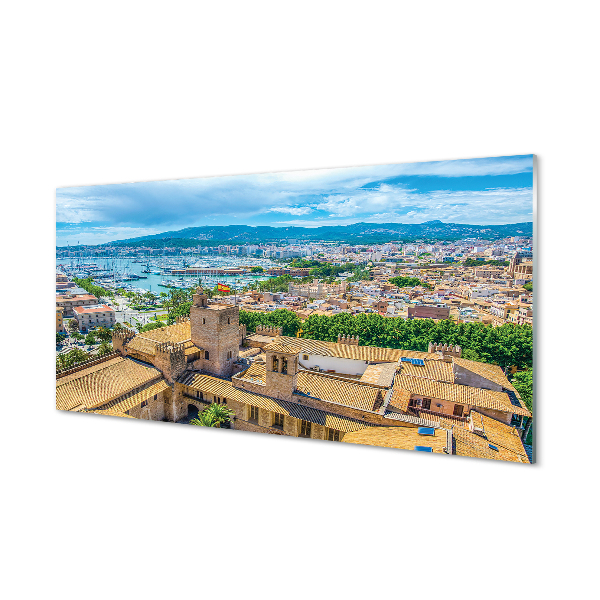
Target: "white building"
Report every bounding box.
[73,304,116,333]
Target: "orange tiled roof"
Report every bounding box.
[126,321,193,356]
[73,304,114,314]
[235,362,267,385]
[399,359,454,383]
[92,379,171,414]
[393,374,530,417]
[56,357,163,411]
[179,372,374,433]
[453,412,530,463]
[264,336,409,362]
[453,357,520,396]
[342,425,449,453]
[295,370,383,412]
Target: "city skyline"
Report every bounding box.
[56,155,534,246]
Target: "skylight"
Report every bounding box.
[401,357,425,366]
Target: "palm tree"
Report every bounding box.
[189,412,218,427]
[97,341,113,356]
[190,403,234,427]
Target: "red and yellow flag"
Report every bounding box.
[217,283,231,293]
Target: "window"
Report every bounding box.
[222,398,227,405]
[227,350,232,360]
[421,398,431,410]
[300,420,312,437]
[202,318,206,324]
[205,350,209,360]
[272,356,279,372]
[141,399,148,408]
[227,317,230,324]
[303,354,309,361]
[453,404,464,417]
[250,405,259,421]
[273,413,284,428]
[327,428,340,442]
[281,357,288,374]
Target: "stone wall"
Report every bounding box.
[152,342,187,383]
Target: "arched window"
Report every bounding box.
[281,357,288,374]
[272,356,279,372]
[200,391,203,400]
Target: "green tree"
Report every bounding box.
[190,403,234,427]
[511,369,533,412]
[56,348,90,372]
[239,309,301,337]
[67,319,79,332]
[56,332,67,345]
[512,369,533,444]
[97,342,113,356]
[299,313,532,369]
[84,332,96,345]
[250,266,265,273]
[389,276,433,290]
[95,327,113,343]
[139,320,167,333]
[523,282,533,292]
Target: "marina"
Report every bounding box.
[56,254,279,295]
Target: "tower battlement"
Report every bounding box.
[428,342,462,358]
[256,325,282,337]
[337,334,359,346]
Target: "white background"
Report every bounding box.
[2,2,599,599]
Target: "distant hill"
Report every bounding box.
[57,221,533,249]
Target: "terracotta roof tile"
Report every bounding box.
[342,425,449,453]
[295,370,383,411]
[264,336,430,363]
[235,362,266,385]
[400,359,454,383]
[453,357,520,396]
[92,379,171,414]
[126,321,192,356]
[453,412,530,463]
[179,372,374,433]
[393,374,531,417]
[56,357,163,411]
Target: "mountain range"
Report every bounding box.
[59,221,533,249]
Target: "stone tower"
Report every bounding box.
[153,341,187,383]
[190,287,240,378]
[265,348,299,401]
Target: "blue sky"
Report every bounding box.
[56,154,533,246]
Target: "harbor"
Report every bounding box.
[56,254,279,295]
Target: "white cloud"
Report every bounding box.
[56,155,533,243]
[267,206,313,215]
